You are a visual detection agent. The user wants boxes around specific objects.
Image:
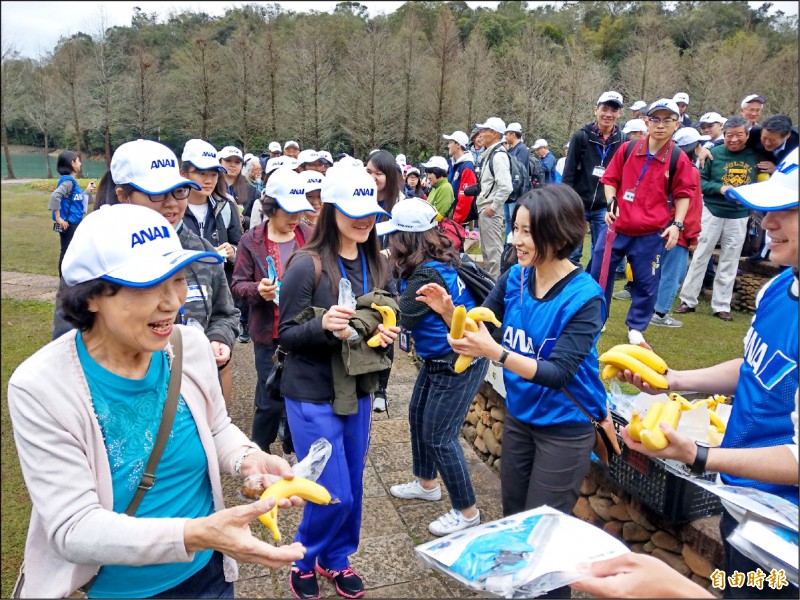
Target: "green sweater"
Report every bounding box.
[427,179,455,219]
[700,145,757,219]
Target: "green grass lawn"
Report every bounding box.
[1,184,63,276]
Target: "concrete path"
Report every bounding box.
[2,271,503,598]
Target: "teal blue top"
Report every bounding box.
[76,332,214,598]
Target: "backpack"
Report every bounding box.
[622,139,681,200]
[438,218,466,252]
[528,153,545,188]
[486,146,528,204]
[456,253,496,303]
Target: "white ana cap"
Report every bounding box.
[182,139,227,173]
[336,155,364,168]
[284,140,300,150]
[297,149,321,165]
[697,112,727,125]
[111,140,200,195]
[673,92,690,105]
[442,130,469,147]
[475,116,507,135]
[396,154,407,167]
[647,98,681,117]
[421,156,449,171]
[596,91,623,108]
[243,152,256,165]
[725,148,798,211]
[268,141,281,153]
[62,204,222,287]
[321,164,388,219]
[506,122,523,134]
[629,100,647,111]
[218,146,243,161]
[404,166,420,178]
[301,169,325,193]
[741,94,766,107]
[376,198,437,236]
[673,128,710,147]
[532,138,548,149]
[318,150,334,165]
[622,119,648,135]
[264,168,314,214]
[265,156,299,175]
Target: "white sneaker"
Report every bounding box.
[428,508,480,536]
[650,313,683,328]
[390,479,442,501]
[628,328,652,350]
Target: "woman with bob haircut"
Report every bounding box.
[8,203,305,599]
[231,167,315,457]
[379,198,489,536]
[417,185,607,599]
[277,164,400,600]
[48,150,87,275]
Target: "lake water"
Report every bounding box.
[2,152,108,179]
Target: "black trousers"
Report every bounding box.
[252,342,293,454]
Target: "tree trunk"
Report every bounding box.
[2,113,16,179]
[44,131,52,178]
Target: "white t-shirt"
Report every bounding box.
[187,203,210,236]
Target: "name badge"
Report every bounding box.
[592,166,606,178]
[186,284,208,303]
[399,328,410,353]
[623,190,636,202]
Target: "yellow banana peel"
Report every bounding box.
[367,303,397,347]
[259,477,332,541]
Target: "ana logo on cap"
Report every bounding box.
[151,158,176,169]
[354,188,374,197]
[131,225,171,248]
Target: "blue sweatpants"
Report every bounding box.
[285,396,372,572]
[591,231,664,332]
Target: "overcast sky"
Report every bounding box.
[2,1,797,59]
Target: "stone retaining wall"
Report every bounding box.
[462,381,724,598]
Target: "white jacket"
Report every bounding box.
[8,325,257,597]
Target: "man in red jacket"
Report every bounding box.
[444,130,478,225]
[591,99,698,350]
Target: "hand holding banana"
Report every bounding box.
[448,306,502,373]
[599,344,669,390]
[367,304,400,348]
[258,477,334,541]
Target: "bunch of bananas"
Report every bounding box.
[366,303,397,347]
[599,344,669,390]
[258,477,333,541]
[450,306,502,373]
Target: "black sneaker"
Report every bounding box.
[238,332,251,343]
[315,565,365,599]
[289,566,320,600]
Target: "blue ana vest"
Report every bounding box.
[501,265,607,426]
[721,269,798,504]
[405,261,477,359]
[53,175,85,224]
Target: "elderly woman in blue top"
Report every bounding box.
[8,204,305,598]
[379,199,490,537]
[418,185,606,599]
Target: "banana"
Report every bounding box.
[601,364,621,380]
[367,303,397,347]
[259,477,332,541]
[640,400,682,451]
[598,349,669,389]
[454,355,474,373]
[464,317,479,332]
[628,411,644,442]
[450,305,467,339]
[669,393,695,411]
[465,306,501,327]
[611,344,668,374]
[641,402,664,432]
[713,394,727,405]
[708,409,726,434]
[692,397,717,411]
[707,426,725,447]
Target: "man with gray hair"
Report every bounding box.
[474,116,513,278]
[676,116,758,321]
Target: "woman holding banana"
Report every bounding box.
[277,164,400,600]
[378,198,490,536]
[418,185,606,599]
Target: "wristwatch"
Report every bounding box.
[690,441,710,475]
[672,221,685,231]
[497,349,510,365]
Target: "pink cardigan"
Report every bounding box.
[8,325,257,597]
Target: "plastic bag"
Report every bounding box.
[334,278,359,341]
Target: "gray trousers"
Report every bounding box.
[478,207,505,280]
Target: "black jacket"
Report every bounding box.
[747,125,799,165]
[562,124,625,212]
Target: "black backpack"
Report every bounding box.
[485,146,529,203]
[528,153,545,188]
[456,253,496,303]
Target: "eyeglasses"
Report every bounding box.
[647,117,678,125]
[145,187,192,202]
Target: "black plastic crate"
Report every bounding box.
[607,411,723,523]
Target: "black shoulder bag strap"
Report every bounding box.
[76,328,184,596]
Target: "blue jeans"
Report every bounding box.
[503,201,516,239]
[570,207,607,270]
[285,395,372,572]
[409,356,489,510]
[654,245,689,315]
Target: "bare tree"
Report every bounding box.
[221,26,267,151]
[88,6,124,167]
[458,26,497,134]
[52,36,90,169]
[392,10,424,152]
[126,42,161,139]
[23,51,59,178]
[1,38,26,179]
